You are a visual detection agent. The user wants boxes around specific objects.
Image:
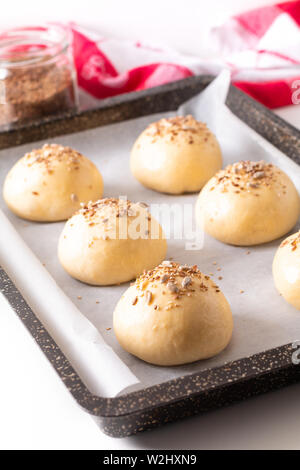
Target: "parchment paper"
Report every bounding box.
[0,71,300,397]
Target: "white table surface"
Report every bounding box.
[1,0,300,450]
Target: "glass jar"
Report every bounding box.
[0,25,78,130]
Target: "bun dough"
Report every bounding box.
[3,144,103,221]
[196,160,300,246]
[273,231,300,309]
[58,198,167,286]
[113,261,233,366]
[130,115,222,194]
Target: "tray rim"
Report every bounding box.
[1,75,300,426]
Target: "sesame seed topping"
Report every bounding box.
[144,115,212,145]
[162,260,172,267]
[145,291,153,305]
[25,144,84,172]
[133,262,221,307]
[253,171,265,179]
[75,198,151,229]
[212,160,282,194]
[182,276,192,288]
[167,282,179,293]
[280,231,300,251]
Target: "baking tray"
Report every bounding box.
[1,75,300,438]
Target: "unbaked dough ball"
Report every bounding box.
[196,160,300,246]
[130,115,222,194]
[3,143,104,222]
[113,261,233,366]
[58,198,167,286]
[273,231,300,310]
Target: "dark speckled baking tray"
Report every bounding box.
[1,75,300,437]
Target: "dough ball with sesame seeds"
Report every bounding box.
[196,160,300,246]
[113,261,233,366]
[130,115,222,194]
[58,198,167,286]
[273,231,300,310]
[3,144,104,222]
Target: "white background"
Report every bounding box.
[1,0,300,450]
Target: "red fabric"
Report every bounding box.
[230,0,300,108]
[72,28,192,100]
[278,0,300,25]
[234,1,300,38]
[69,1,300,108]
[234,4,283,38]
[234,77,299,108]
[3,3,300,109]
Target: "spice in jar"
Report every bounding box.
[0,26,78,129]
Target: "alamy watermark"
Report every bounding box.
[292,341,300,365]
[291,80,300,104]
[100,196,204,251]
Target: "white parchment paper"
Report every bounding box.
[0,72,300,397]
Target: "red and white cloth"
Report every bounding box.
[71,1,300,108]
